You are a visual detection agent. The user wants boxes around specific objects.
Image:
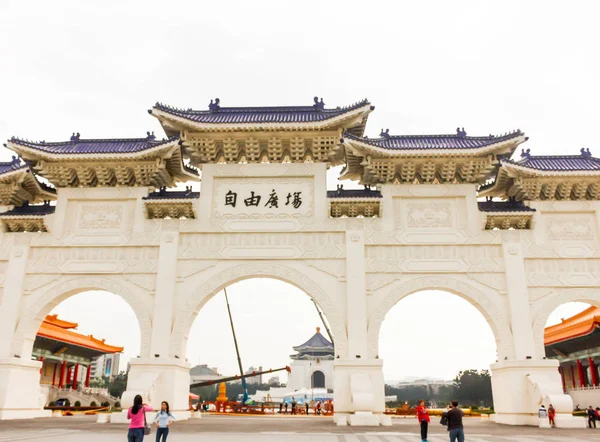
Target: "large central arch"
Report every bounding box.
[12,276,153,359]
[171,262,348,360]
[366,275,515,361]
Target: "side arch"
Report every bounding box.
[367,275,514,361]
[171,262,347,360]
[12,276,153,359]
[531,288,600,359]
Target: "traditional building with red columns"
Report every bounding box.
[545,307,600,407]
[33,314,123,402]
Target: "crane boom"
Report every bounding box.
[224,287,248,403]
[312,299,334,345]
[190,366,290,389]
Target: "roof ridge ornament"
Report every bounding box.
[146,131,156,140]
[456,127,467,138]
[581,147,592,158]
[521,148,531,158]
[209,98,221,112]
[380,129,390,139]
[70,132,80,142]
[313,96,325,110]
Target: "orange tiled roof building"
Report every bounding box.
[34,314,123,390]
[545,306,600,393]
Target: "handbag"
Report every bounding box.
[143,409,152,435]
[440,413,448,426]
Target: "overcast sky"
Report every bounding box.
[1,1,598,380]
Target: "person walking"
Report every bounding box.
[127,395,153,442]
[416,400,430,442]
[446,401,465,442]
[548,404,556,427]
[305,401,309,415]
[153,401,175,442]
[316,401,322,415]
[291,397,297,415]
[284,402,288,414]
[587,405,597,428]
[279,402,283,414]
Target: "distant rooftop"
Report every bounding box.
[505,148,600,171]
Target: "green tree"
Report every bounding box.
[452,369,492,407]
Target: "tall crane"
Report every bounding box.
[224,287,249,404]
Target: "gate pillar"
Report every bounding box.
[0,358,51,420]
[491,239,584,427]
[121,358,191,420]
[334,231,389,426]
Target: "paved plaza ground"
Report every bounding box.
[1,415,600,441]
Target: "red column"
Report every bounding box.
[571,365,577,388]
[577,359,586,387]
[59,361,66,388]
[559,366,566,391]
[85,365,91,388]
[589,358,598,387]
[72,364,79,390]
[52,363,57,387]
[39,356,44,375]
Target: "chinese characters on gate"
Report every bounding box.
[225,189,303,209]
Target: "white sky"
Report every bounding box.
[2,0,599,380]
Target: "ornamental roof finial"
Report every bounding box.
[380,128,390,139]
[456,127,467,137]
[313,96,325,110]
[521,148,531,158]
[11,155,20,166]
[581,147,592,157]
[209,98,221,112]
[316,326,321,334]
[70,132,80,142]
[146,131,156,140]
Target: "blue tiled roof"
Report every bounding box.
[478,200,536,213]
[294,331,334,351]
[143,187,199,200]
[152,98,372,125]
[9,134,179,155]
[327,188,382,198]
[0,160,26,175]
[0,202,55,216]
[508,149,600,171]
[344,130,524,150]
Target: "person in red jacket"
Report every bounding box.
[416,400,430,442]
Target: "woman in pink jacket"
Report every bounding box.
[127,394,153,442]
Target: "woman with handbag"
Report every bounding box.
[416,400,430,442]
[127,394,153,442]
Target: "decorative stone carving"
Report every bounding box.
[546,217,595,241]
[27,247,159,274]
[78,204,123,229]
[406,203,452,227]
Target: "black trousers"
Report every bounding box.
[589,417,596,428]
[420,420,428,439]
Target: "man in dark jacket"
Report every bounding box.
[446,400,464,442]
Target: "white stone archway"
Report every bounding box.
[12,275,153,359]
[171,261,348,361]
[366,275,515,362]
[531,289,600,360]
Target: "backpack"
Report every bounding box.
[440,412,448,426]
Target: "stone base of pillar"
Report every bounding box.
[0,358,51,420]
[333,358,385,426]
[491,359,585,428]
[121,358,191,418]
